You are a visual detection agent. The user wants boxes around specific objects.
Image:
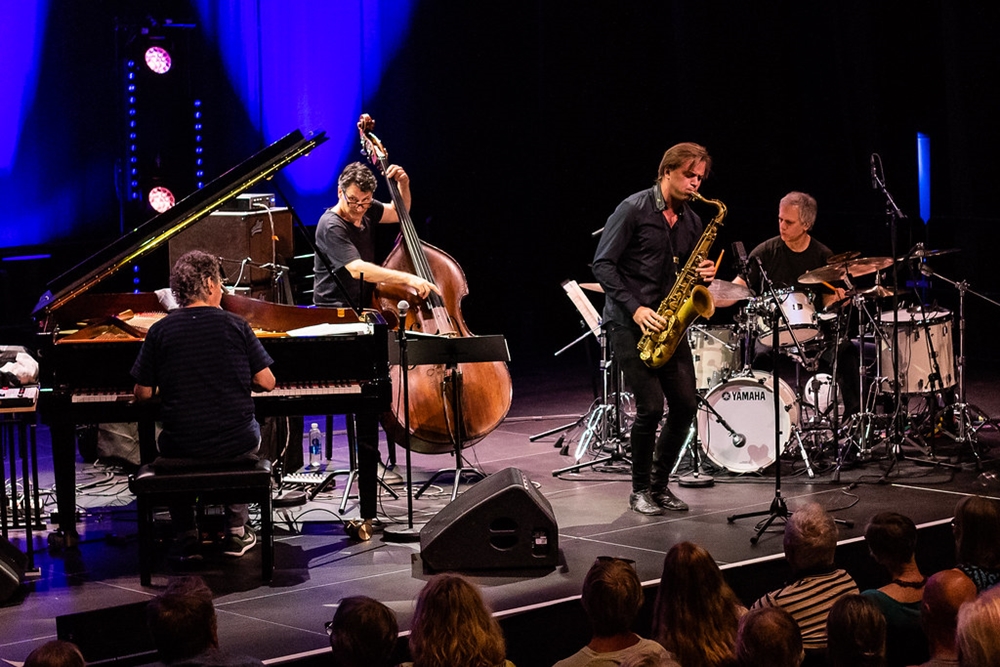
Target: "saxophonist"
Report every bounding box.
[593,142,718,515]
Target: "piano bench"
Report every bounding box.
[128,457,274,586]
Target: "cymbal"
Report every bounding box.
[579,282,604,293]
[826,250,861,265]
[897,247,959,261]
[798,256,894,284]
[850,285,907,299]
[708,279,753,300]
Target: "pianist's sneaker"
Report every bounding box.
[223,525,257,558]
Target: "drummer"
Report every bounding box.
[721,191,861,418]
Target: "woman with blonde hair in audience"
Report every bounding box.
[955,586,1000,667]
[652,541,744,667]
[407,573,512,667]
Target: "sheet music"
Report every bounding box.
[561,280,602,338]
[286,322,373,337]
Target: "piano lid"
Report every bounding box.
[33,128,328,316]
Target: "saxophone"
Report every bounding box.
[637,191,727,368]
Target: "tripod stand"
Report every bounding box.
[552,323,633,476]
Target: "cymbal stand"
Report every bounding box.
[919,264,998,464]
[552,324,633,476]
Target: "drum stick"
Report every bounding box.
[715,249,725,270]
[821,280,838,292]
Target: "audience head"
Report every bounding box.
[864,511,918,573]
[408,573,506,667]
[784,502,838,573]
[955,586,1000,667]
[170,250,223,307]
[24,641,85,667]
[146,575,218,663]
[921,569,977,654]
[825,594,886,667]
[327,596,398,667]
[953,495,1000,570]
[736,606,803,667]
[653,541,741,666]
[581,557,643,638]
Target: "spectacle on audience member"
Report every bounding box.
[652,541,743,667]
[861,512,929,667]
[826,594,886,667]
[955,586,1000,667]
[327,596,398,667]
[146,575,264,667]
[24,640,85,667]
[751,502,858,654]
[735,606,804,667]
[951,495,1000,593]
[407,573,512,667]
[917,569,977,667]
[554,558,679,667]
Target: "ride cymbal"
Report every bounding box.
[708,279,753,300]
[798,256,894,284]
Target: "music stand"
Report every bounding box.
[388,333,511,502]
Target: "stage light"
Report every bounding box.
[148,186,175,213]
[144,46,172,74]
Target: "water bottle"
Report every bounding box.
[308,422,322,468]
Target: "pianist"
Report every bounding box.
[131,250,276,561]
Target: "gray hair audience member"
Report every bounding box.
[146,575,264,667]
[327,596,398,667]
[24,641,85,667]
[917,569,977,667]
[955,586,1000,667]
[826,594,886,667]
[861,511,929,667]
[554,557,679,667]
[735,606,803,667]
[751,502,858,656]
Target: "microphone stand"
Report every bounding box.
[384,301,422,541]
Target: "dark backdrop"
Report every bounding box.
[6,1,1000,373]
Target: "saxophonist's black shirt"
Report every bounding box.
[593,184,704,328]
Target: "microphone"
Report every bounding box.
[870,153,879,189]
[919,264,935,277]
[732,241,750,281]
[397,299,410,317]
[731,432,747,449]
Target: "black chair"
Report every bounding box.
[128,456,274,586]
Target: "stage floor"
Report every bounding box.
[2,359,998,667]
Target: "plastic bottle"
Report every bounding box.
[308,422,322,468]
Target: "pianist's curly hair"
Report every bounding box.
[170,250,222,307]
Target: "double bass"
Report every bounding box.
[357,114,512,454]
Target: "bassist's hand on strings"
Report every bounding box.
[406,274,440,300]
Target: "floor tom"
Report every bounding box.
[878,308,955,393]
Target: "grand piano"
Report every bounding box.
[33,129,391,542]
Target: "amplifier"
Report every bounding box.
[218,193,276,212]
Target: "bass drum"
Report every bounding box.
[700,371,799,473]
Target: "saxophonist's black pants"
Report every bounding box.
[610,323,698,493]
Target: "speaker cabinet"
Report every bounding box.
[419,468,558,571]
[0,537,27,603]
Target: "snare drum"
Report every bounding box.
[879,308,955,393]
[688,325,742,392]
[749,288,820,348]
[699,371,799,473]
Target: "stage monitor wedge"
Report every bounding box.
[419,467,558,571]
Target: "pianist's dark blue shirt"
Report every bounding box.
[131,306,273,459]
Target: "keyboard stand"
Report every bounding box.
[335,414,398,515]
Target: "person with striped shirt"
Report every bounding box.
[751,502,858,660]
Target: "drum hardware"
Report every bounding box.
[671,401,719,488]
[916,263,996,463]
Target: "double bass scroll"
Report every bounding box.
[357,114,513,454]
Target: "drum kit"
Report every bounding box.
[678,247,971,477]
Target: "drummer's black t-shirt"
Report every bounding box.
[744,235,833,295]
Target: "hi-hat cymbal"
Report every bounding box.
[579,282,604,293]
[708,279,753,300]
[896,247,960,261]
[799,256,894,284]
[851,285,907,299]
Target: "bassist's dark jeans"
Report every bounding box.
[610,324,698,492]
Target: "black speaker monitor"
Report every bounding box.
[419,468,558,571]
[0,537,27,603]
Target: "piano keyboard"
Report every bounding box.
[70,382,362,403]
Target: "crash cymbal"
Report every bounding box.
[798,256,894,284]
[851,285,907,299]
[579,282,604,293]
[827,250,861,265]
[708,279,753,300]
[896,247,960,261]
